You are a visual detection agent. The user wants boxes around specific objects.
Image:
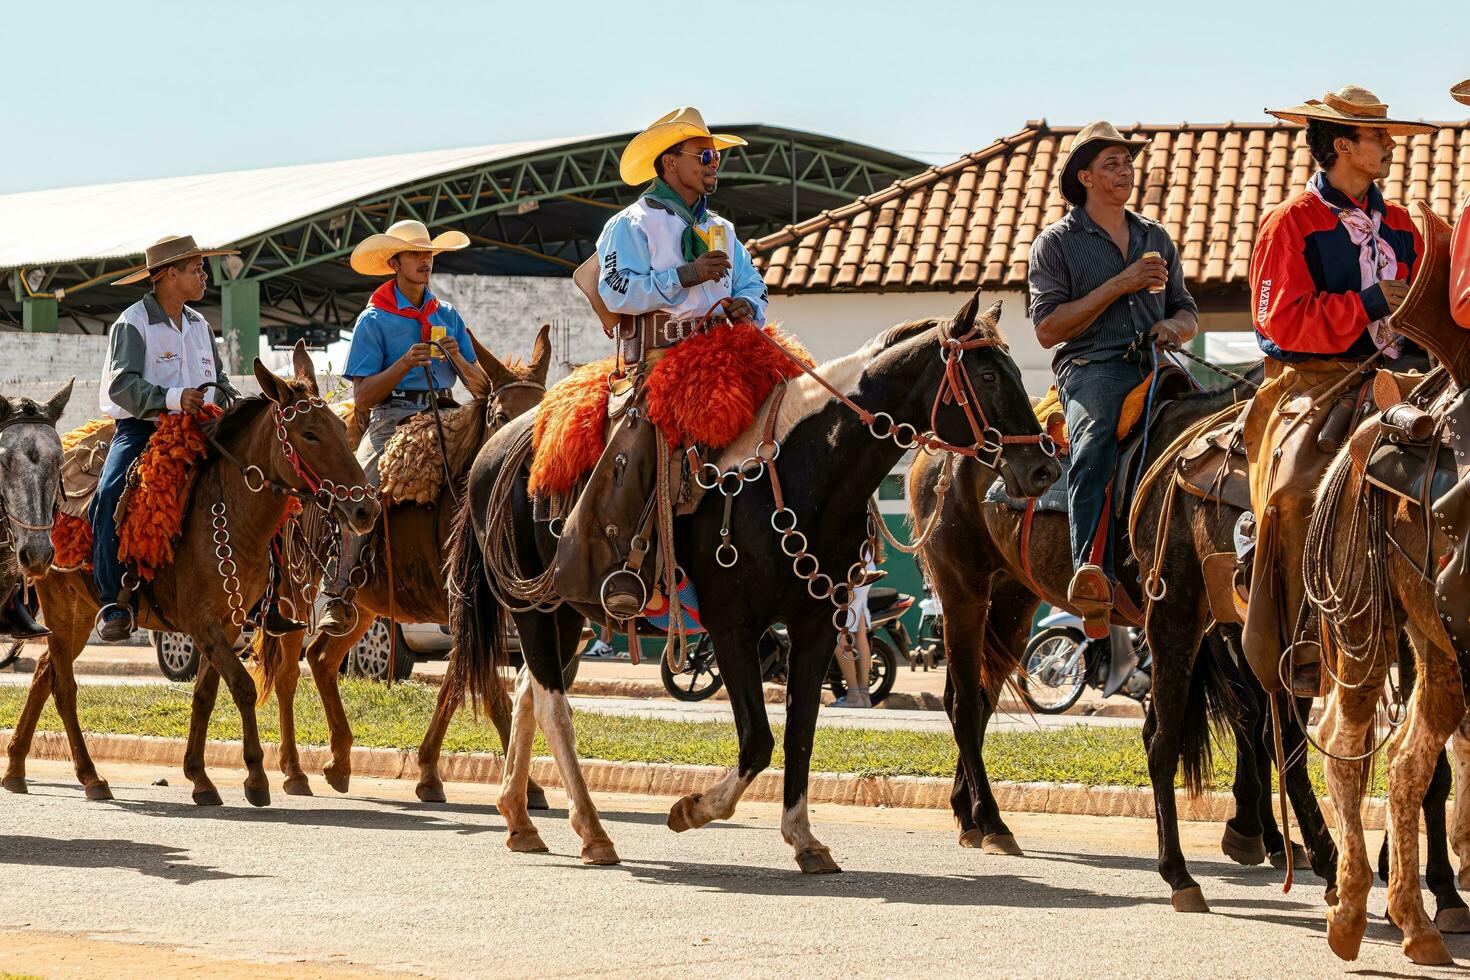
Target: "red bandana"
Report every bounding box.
[369,280,439,342]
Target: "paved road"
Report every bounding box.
[1,759,1461,978]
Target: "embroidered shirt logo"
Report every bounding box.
[158,351,179,362]
[602,250,630,296]
[1255,279,1271,325]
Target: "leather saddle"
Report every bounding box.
[1111,363,1198,519]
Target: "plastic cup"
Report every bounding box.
[1143,250,1165,294]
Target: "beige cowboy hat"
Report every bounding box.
[1058,121,1150,207]
[1266,84,1435,136]
[113,235,241,286]
[1453,80,1470,107]
[618,107,747,186]
[349,219,470,277]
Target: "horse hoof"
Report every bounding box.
[415,781,447,804]
[1,776,27,794]
[981,833,1023,856]
[282,776,313,797]
[1435,907,1470,934]
[526,787,549,811]
[1221,826,1267,866]
[1268,842,1311,871]
[243,785,271,808]
[84,782,113,801]
[795,847,842,875]
[958,828,984,848]
[1326,905,1365,961]
[581,839,621,866]
[1404,933,1453,967]
[667,795,703,833]
[506,829,548,854]
[322,766,350,794]
[193,788,224,807]
[1325,886,1339,907]
[1171,886,1210,913]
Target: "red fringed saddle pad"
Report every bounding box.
[528,322,813,498]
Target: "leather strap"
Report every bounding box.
[1019,498,1044,597]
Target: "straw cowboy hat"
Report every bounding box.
[1058,121,1150,207]
[1266,84,1435,136]
[113,235,241,286]
[349,219,470,277]
[1453,80,1470,108]
[618,107,747,186]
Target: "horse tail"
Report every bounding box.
[1179,634,1238,797]
[445,493,505,715]
[245,630,284,708]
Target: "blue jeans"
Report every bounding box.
[1056,358,1149,577]
[90,417,155,607]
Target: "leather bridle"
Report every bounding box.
[0,407,62,538]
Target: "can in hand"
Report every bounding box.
[706,224,727,254]
[1142,250,1165,294]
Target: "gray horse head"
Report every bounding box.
[0,380,73,576]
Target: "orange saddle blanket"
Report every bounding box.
[1032,373,1165,455]
[528,322,813,498]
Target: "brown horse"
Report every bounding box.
[1307,418,1465,966]
[259,327,552,800]
[2,343,378,806]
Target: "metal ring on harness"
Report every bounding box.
[243,465,267,493]
[547,517,565,539]
[755,439,780,463]
[868,412,896,440]
[738,456,766,482]
[1038,433,1058,458]
[981,427,1005,454]
[696,463,722,490]
[599,569,649,619]
[779,531,809,558]
[770,508,798,533]
[715,541,739,568]
[791,552,820,579]
[718,471,744,497]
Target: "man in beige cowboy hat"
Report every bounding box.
[559,106,769,619]
[1241,85,1432,695]
[1452,81,1470,329]
[93,235,244,640]
[1027,121,1198,637]
[318,219,490,634]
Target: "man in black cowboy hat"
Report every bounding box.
[1028,121,1198,637]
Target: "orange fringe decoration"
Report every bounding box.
[51,513,93,572]
[115,407,222,581]
[527,323,813,498]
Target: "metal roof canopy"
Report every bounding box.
[0,126,923,342]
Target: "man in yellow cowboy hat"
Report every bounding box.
[560,106,769,619]
[1027,121,1199,637]
[317,219,491,634]
[1241,85,1432,695]
[1452,81,1470,329]
[93,235,243,641]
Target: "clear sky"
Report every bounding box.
[3,0,1467,194]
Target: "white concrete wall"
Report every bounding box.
[0,333,110,432]
[763,289,1056,397]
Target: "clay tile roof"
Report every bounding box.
[749,120,1470,295]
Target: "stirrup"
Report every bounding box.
[94,602,136,638]
[317,596,359,637]
[599,569,648,622]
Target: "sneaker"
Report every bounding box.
[96,605,134,643]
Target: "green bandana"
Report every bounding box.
[642,178,712,263]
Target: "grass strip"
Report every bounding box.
[0,679,1377,795]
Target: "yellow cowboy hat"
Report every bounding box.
[349,219,470,277]
[618,107,747,186]
[1266,84,1435,136]
[1453,80,1470,108]
[113,235,241,285]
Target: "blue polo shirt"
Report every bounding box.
[344,284,476,391]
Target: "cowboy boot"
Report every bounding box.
[0,586,49,640]
[1068,564,1114,640]
[319,533,367,637]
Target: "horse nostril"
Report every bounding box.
[19,543,53,572]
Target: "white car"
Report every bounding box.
[152,618,451,684]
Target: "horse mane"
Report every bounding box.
[494,355,535,381]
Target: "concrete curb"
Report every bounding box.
[0,728,1380,830]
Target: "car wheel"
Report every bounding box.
[155,631,200,682]
[347,618,413,682]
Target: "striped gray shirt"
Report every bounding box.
[1027,207,1196,372]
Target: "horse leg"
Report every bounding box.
[1143,613,1209,910]
[1452,719,1470,888]
[43,619,112,800]
[415,670,460,804]
[304,619,369,793]
[498,664,547,853]
[1217,635,1268,866]
[965,577,1035,855]
[273,630,312,796]
[1423,750,1470,932]
[667,624,772,833]
[183,662,224,805]
[519,605,617,865]
[1320,682,1384,961]
[1278,694,1337,891]
[3,647,53,793]
[197,623,271,806]
[1383,640,1461,966]
[778,611,841,874]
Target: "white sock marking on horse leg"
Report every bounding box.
[499,667,538,830]
[692,769,754,824]
[780,794,822,855]
[529,675,608,845]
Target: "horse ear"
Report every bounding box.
[43,378,74,423]
[952,290,982,333]
[979,300,1003,331]
[529,322,552,385]
[291,340,318,394]
[252,358,288,403]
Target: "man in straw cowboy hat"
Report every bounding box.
[560,106,769,619]
[317,219,491,635]
[93,235,244,641]
[1028,121,1198,638]
[1452,81,1470,330]
[1241,85,1432,696]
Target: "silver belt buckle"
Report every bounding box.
[662,318,688,344]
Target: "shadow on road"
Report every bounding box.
[0,834,257,885]
[100,794,499,836]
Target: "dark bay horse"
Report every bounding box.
[3,344,378,806]
[447,296,1058,869]
[257,327,551,800]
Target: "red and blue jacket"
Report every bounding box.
[1250,172,1422,362]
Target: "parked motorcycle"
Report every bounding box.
[661,588,913,705]
[1016,608,1152,714]
[908,584,945,671]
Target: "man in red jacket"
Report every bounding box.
[1242,85,1431,696]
